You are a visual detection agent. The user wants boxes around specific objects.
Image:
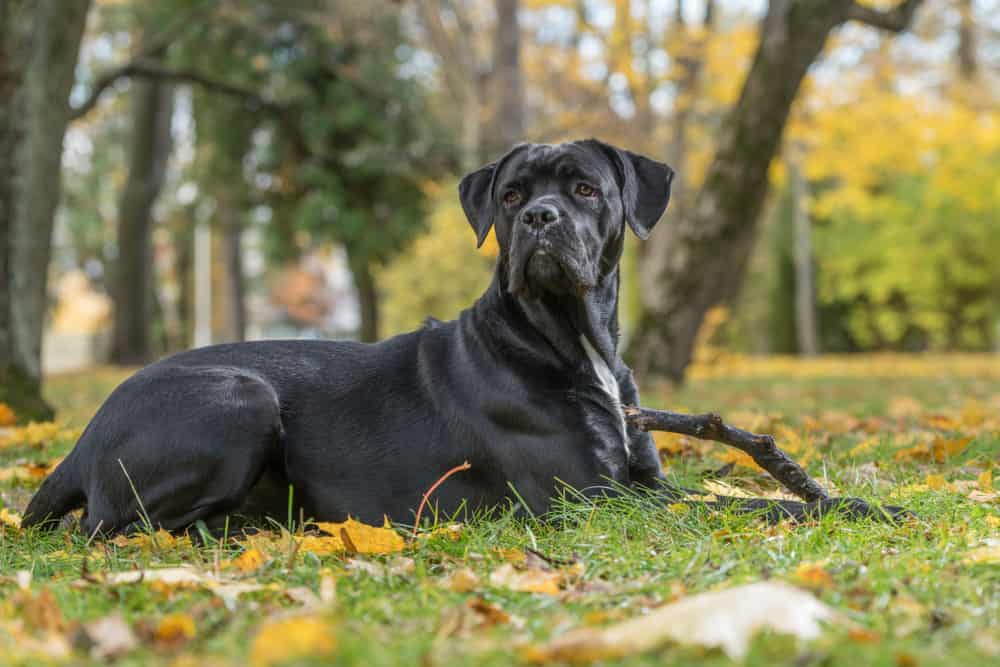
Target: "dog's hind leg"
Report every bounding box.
[77,366,286,536]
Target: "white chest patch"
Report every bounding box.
[580,335,629,458]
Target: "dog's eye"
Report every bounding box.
[575,183,598,198]
[502,190,522,206]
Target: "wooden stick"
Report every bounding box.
[624,406,829,503]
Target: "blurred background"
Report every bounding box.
[1,0,998,422]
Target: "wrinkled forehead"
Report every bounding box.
[497,143,617,190]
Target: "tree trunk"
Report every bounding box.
[110,48,175,365]
[493,0,524,151]
[628,0,922,383]
[218,197,246,342]
[956,0,977,81]
[348,252,380,342]
[789,145,818,356]
[0,0,90,420]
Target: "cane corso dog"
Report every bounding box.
[25,140,898,535]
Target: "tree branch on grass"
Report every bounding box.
[624,406,829,503]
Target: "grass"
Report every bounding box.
[1,355,998,666]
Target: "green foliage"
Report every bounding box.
[377,182,495,336]
[810,98,1000,351]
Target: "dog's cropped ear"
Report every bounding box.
[586,140,674,240]
[459,144,528,248]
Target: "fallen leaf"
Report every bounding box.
[985,516,1000,528]
[489,563,563,595]
[250,615,336,667]
[442,567,481,592]
[154,613,196,647]
[525,581,838,662]
[83,614,138,659]
[964,540,1000,565]
[309,517,405,554]
[791,562,835,591]
[0,403,16,426]
[978,469,993,492]
[968,490,998,503]
[924,474,953,491]
[111,529,190,551]
[894,437,972,464]
[0,507,21,529]
[227,548,268,573]
[15,588,65,633]
[888,396,923,419]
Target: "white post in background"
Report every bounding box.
[193,221,212,348]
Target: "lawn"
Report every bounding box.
[1,355,998,666]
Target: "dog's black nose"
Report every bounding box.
[520,203,559,227]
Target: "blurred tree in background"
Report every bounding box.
[2,0,999,421]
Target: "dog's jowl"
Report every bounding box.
[25,139,889,535]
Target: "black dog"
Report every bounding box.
[25,140,895,535]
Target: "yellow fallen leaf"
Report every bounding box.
[110,529,188,551]
[924,414,961,431]
[442,567,481,593]
[978,470,993,492]
[489,563,562,595]
[525,581,838,662]
[0,403,16,426]
[309,517,405,554]
[1,507,22,529]
[228,548,267,573]
[925,474,953,491]
[985,515,1000,528]
[715,449,763,472]
[667,503,690,515]
[961,401,987,428]
[791,562,835,591]
[155,613,196,646]
[894,437,972,464]
[887,396,923,419]
[250,615,337,667]
[495,548,527,564]
[849,437,879,457]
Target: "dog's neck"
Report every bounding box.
[474,258,622,373]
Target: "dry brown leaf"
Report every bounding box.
[968,490,999,503]
[83,614,138,660]
[250,615,337,667]
[525,581,838,662]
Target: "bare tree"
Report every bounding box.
[0,0,91,419]
[628,0,924,383]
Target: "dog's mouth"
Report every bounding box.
[508,238,596,299]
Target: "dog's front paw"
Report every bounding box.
[805,497,913,523]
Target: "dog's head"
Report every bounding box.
[459,140,673,299]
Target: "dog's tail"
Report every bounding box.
[21,452,85,530]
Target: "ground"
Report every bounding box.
[1,355,998,666]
